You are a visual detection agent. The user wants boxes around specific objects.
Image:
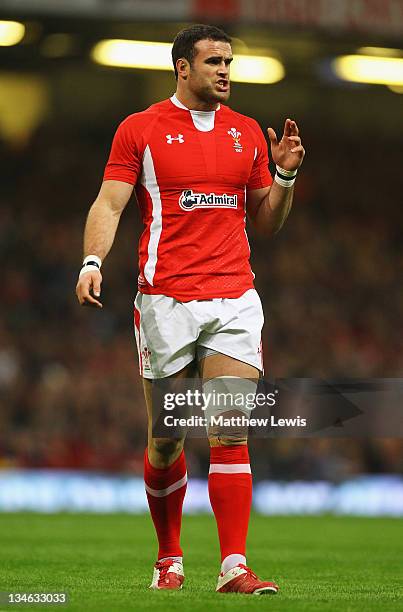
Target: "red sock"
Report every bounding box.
[208,445,252,563]
[144,449,187,560]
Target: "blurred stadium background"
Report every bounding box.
[0,0,403,515]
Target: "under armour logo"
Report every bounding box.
[166,133,184,144]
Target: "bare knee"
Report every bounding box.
[148,437,184,467]
[208,435,248,447]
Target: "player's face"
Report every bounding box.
[188,39,232,104]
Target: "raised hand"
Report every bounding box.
[267,119,305,172]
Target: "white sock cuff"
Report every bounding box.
[221,553,246,574]
[159,556,183,565]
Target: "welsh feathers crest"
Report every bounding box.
[227,127,243,152]
[228,127,241,139]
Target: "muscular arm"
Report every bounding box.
[84,180,133,259]
[76,180,134,307]
[246,181,294,236]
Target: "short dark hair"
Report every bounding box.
[172,24,232,80]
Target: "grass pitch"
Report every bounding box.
[0,513,402,611]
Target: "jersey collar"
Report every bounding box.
[170,94,220,132]
[170,94,221,112]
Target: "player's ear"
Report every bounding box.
[176,58,190,80]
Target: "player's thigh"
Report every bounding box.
[143,360,198,440]
[199,352,259,381]
[134,293,198,379]
[198,289,264,376]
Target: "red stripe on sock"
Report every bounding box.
[208,445,252,561]
[144,449,187,559]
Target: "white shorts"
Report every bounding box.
[133,289,264,379]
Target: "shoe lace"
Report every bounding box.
[238,564,258,580]
[156,559,174,582]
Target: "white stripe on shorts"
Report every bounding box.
[145,473,188,497]
[209,464,251,475]
[142,145,162,286]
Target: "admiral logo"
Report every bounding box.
[179,189,238,211]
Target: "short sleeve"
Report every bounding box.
[103,118,142,185]
[246,121,273,191]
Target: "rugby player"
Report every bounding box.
[76,24,305,594]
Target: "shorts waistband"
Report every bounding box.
[196,298,223,302]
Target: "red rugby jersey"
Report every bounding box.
[103,95,272,301]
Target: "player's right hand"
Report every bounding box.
[76,269,103,308]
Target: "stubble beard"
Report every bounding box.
[202,87,229,106]
[191,78,230,106]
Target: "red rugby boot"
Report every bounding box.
[216,564,279,595]
[149,559,184,590]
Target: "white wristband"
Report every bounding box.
[275,165,298,178]
[79,265,100,277]
[79,255,102,278]
[274,174,296,188]
[274,165,297,188]
[83,255,102,268]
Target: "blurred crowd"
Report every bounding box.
[1,116,402,478]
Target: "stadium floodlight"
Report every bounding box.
[92,40,173,71]
[357,46,403,58]
[332,54,403,86]
[91,39,285,84]
[388,84,403,94]
[0,20,25,46]
[231,55,284,84]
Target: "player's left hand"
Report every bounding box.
[267,119,305,172]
